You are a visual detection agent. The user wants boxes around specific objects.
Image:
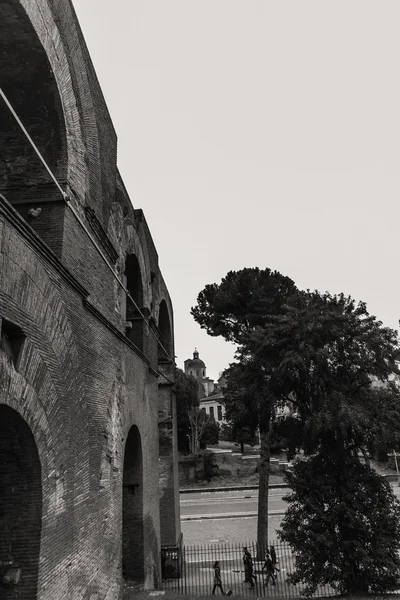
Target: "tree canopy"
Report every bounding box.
[192,267,299,550]
[191,267,296,344]
[245,292,400,458]
[280,450,400,595]
[263,293,400,594]
[175,368,219,454]
[192,266,400,583]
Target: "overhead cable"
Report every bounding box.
[0,87,175,382]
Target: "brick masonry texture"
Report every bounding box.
[0,1,180,599]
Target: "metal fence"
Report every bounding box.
[161,540,335,598]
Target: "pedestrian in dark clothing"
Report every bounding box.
[243,547,257,589]
[212,561,225,595]
[270,544,280,574]
[262,550,276,587]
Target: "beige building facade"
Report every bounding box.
[184,349,227,423]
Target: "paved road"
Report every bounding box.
[180,484,400,545]
[180,483,400,520]
[180,488,287,519]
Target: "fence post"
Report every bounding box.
[160,538,335,598]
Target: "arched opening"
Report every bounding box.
[0,0,67,256]
[0,404,42,599]
[125,254,143,309]
[122,425,144,583]
[158,300,180,546]
[158,300,172,363]
[125,254,145,351]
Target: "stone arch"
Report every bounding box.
[0,231,91,503]
[0,0,120,243]
[17,0,90,203]
[124,224,152,309]
[158,300,173,363]
[122,425,144,584]
[125,253,145,351]
[157,295,179,547]
[0,0,71,255]
[125,254,143,308]
[6,0,114,212]
[0,404,42,599]
[0,0,68,200]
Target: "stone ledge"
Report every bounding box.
[0,192,88,298]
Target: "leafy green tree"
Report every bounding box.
[220,366,258,453]
[192,267,297,343]
[365,383,400,462]
[192,268,297,550]
[249,292,400,457]
[175,368,208,454]
[199,417,220,448]
[219,421,257,452]
[280,450,400,596]
[261,292,400,594]
[269,416,291,454]
[193,267,400,581]
[223,358,281,549]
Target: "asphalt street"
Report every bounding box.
[180,488,287,520]
[180,484,400,545]
[181,483,400,520]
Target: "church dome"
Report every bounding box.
[185,348,206,369]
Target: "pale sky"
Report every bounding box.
[72,0,400,382]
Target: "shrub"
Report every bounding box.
[279,450,400,596]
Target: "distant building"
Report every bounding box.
[199,389,226,423]
[184,349,227,423]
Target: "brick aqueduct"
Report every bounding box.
[0,1,181,598]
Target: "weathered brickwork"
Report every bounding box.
[0,1,180,599]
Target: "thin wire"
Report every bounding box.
[0,86,176,380]
[0,88,67,201]
[67,203,176,382]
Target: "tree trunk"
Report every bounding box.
[257,424,271,558]
[189,424,198,454]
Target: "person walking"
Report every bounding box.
[262,549,276,587]
[270,544,280,575]
[243,547,257,589]
[212,561,225,595]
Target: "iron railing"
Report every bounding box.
[161,540,335,598]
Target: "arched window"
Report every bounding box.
[0,405,42,599]
[122,425,144,583]
[0,1,67,256]
[125,254,143,313]
[124,254,144,351]
[158,300,172,363]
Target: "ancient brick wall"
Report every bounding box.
[0,186,176,599]
[0,1,180,598]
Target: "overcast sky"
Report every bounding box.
[72,0,400,381]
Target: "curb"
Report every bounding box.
[181,510,286,521]
[180,483,289,494]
